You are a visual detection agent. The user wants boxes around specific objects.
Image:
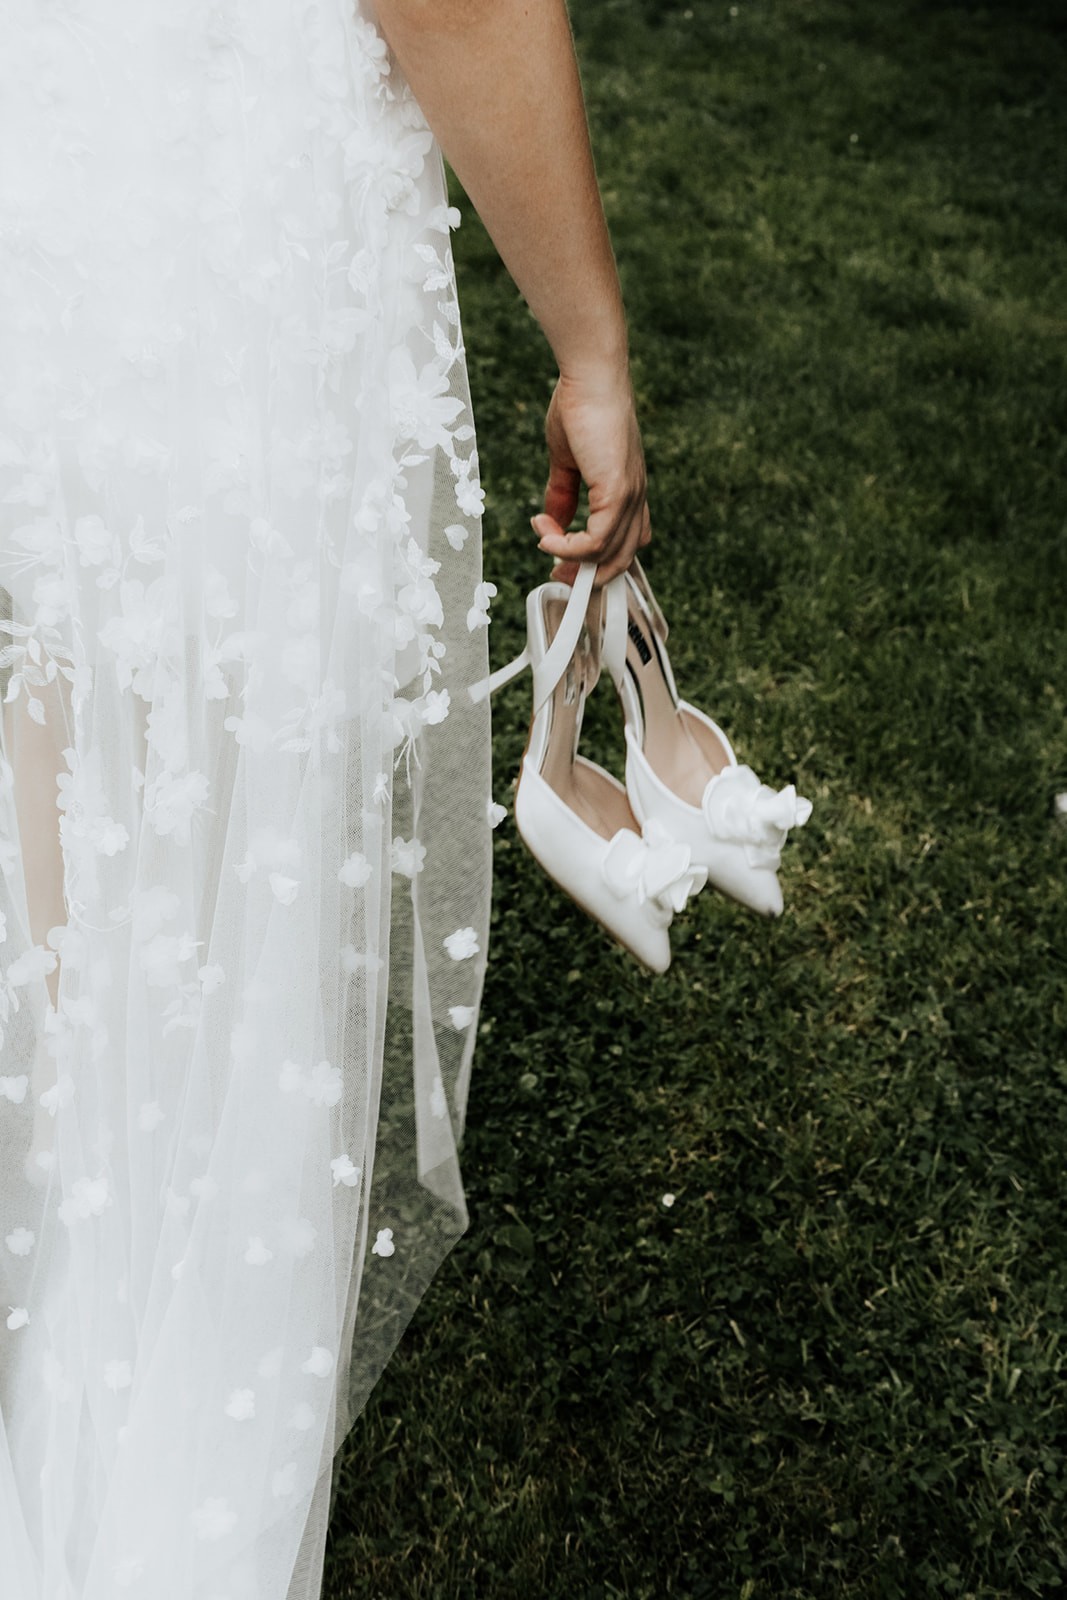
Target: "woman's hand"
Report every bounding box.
[532,362,652,587]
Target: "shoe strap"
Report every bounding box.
[600,571,629,692]
[468,560,598,710]
[467,643,530,704]
[627,557,669,642]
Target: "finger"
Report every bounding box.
[549,557,582,587]
[542,463,580,532]
[543,518,633,588]
[637,503,652,549]
[589,504,649,586]
[535,496,631,565]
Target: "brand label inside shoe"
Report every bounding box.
[627,617,652,666]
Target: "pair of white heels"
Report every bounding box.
[470,559,812,972]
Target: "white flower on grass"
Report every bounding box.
[331,1154,362,1188]
[443,927,479,961]
[448,1005,475,1030]
[662,1193,676,1208]
[224,1388,255,1421]
[466,581,496,632]
[371,1227,395,1258]
[191,1497,237,1540]
[338,851,373,888]
[5,1227,34,1257]
[391,835,426,877]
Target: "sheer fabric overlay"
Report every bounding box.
[0,3,493,1596]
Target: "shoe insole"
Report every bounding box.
[540,595,639,844]
[624,605,730,808]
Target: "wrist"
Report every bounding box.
[551,280,630,387]
[556,334,632,391]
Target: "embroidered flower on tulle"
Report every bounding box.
[338,851,373,888]
[331,1154,362,1188]
[443,927,479,961]
[5,1227,34,1257]
[56,1173,112,1226]
[390,835,426,877]
[371,1227,395,1258]
[467,581,496,632]
[224,1385,257,1420]
[191,1498,237,1541]
[301,1346,335,1377]
[448,1005,475,1030]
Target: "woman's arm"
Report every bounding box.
[372,0,650,582]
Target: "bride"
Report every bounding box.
[0,1,649,1596]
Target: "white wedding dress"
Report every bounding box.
[0,3,493,1596]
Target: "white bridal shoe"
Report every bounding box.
[470,561,706,972]
[600,558,812,917]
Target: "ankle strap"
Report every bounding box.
[468,560,598,710]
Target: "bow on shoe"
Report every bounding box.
[701,765,813,870]
[601,817,708,927]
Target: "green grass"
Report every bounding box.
[325,2,1067,1595]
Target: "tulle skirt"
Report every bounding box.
[0,3,493,1595]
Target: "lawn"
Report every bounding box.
[325,2,1067,1595]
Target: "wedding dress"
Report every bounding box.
[0,3,494,1596]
